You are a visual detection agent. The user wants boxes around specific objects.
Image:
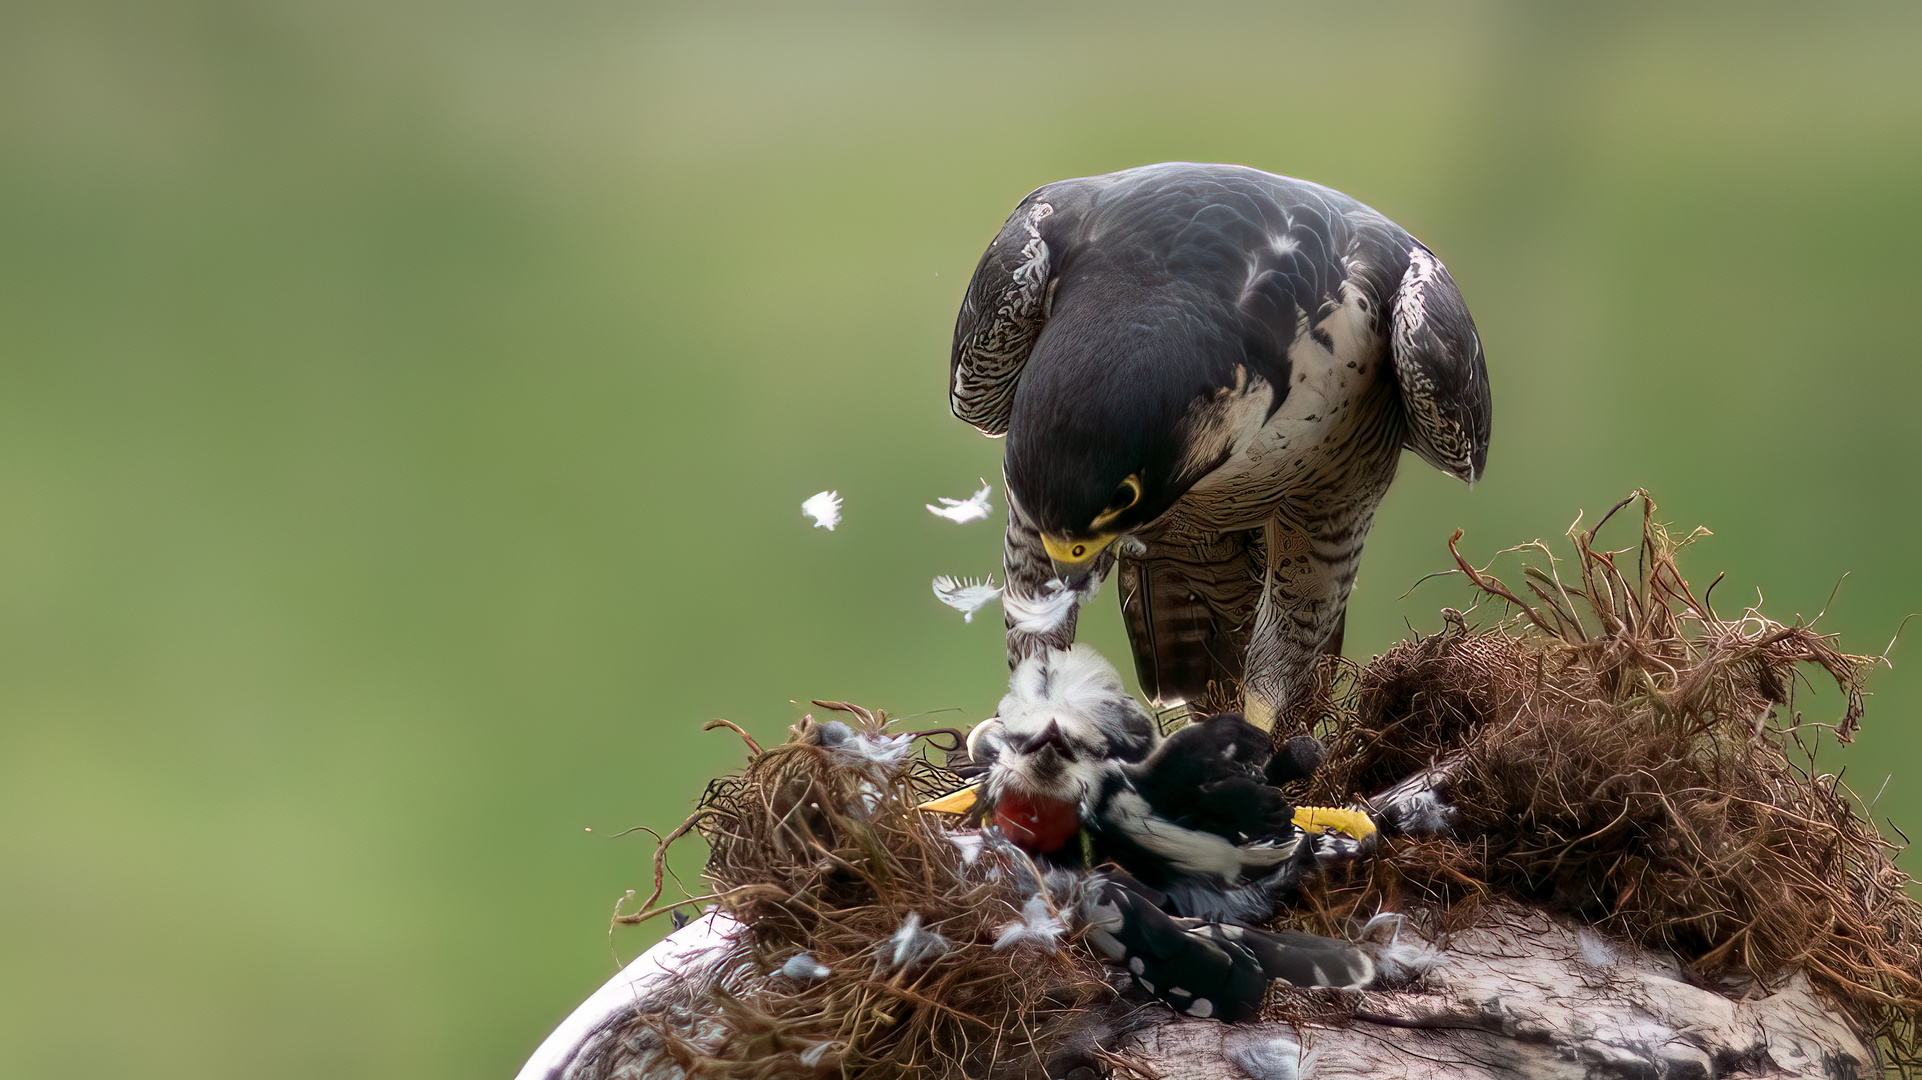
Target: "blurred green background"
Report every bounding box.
[1,2,1918,1076]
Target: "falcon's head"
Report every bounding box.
[1003,300,1269,585]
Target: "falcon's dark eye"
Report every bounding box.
[1071,544,1087,558]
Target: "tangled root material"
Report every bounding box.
[1290,492,1921,1065]
[624,704,1126,1080]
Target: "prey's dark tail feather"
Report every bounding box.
[1080,870,1371,1021]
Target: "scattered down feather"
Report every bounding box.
[932,574,1002,623]
[993,893,1068,952]
[943,830,987,866]
[1001,581,1082,635]
[1224,1030,1318,1080]
[878,912,950,972]
[780,953,832,980]
[810,720,914,778]
[801,490,842,530]
[1360,913,1441,984]
[926,480,993,523]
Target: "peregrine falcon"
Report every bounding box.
[950,162,1492,730]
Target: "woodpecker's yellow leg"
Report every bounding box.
[917,783,981,814]
[1293,805,1377,841]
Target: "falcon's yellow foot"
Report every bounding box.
[1293,805,1377,841]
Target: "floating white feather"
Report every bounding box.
[801,490,842,530]
[1002,581,1081,634]
[925,479,993,523]
[931,574,1003,623]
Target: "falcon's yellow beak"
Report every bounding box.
[1042,533,1117,584]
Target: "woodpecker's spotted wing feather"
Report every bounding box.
[1196,923,1375,990]
[1082,873,1269,1021]
[1084,871,1374,1021]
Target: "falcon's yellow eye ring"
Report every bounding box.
[1091,474,1142,529]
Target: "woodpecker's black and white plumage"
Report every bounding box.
[963,650,1348,923]
[1087,713,1330,925]
[951,647,1379,1016]
[962,644,1160,859]
[950,162,1493,728]
[1080,869,1373,1021]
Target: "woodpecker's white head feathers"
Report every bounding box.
[801,489,842,530]
[926,479,993,523]
[931,574,1002,623]
[983,644,1159,806]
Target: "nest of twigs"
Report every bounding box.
[613,490,1919,1075]
[1290,491,1922,1065]
[619,706,1125,1080]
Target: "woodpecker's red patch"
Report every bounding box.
[991,791,1082,854]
